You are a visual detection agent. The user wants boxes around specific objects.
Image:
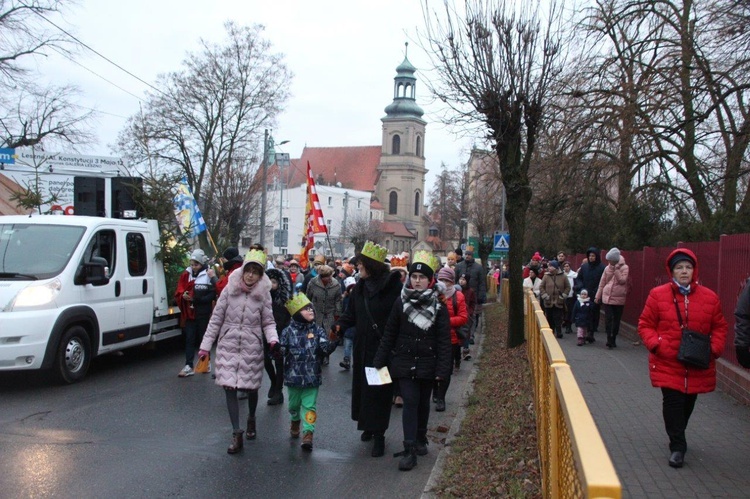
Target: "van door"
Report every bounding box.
[78,227,125,349]
[119,230,153,343]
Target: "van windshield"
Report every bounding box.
[0,223,86,280]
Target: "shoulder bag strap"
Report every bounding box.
[363,295,379,331]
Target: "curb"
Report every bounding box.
[421,310,485,498]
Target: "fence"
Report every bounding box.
[568,234,750,403]
[502,279,622,498]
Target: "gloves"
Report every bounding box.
[736,346,750,368]
[198,349,210,360]
[328,325,341,342]
[269,342,281,360]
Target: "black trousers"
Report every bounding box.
[545,306,564,335]
[399,378,433,442]
[661,388,698,453]
[589,301,601,333]
[604,304,624,340]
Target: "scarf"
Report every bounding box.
[401,286,439,330]
[239,277,254,294]
[673,278,691,296]
[442,283,456,299]
[363,272,388,297]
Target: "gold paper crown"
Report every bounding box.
[360,241,387,263]
[244,249,267,267]
[390,253,409,269]
[412,250,438,272]
[285,293,312,315]
[465,245,475,253]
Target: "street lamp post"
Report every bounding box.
[260,129,269,247]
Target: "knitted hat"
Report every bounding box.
[437,266,455,283]
[222,247,239,261]
[317,264,334,277]
[605,247,621,263]
[190,249,207,265]
[668,252,695,271]
[344,276,356,289]
[548,260,560,269]
[532,252,542,262]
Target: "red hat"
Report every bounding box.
[532,252,542,262]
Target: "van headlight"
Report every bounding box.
[10,279,62,310]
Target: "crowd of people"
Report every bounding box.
[520,246,750,470]
[174,241,481,471]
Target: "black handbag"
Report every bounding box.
[674,294,711,369]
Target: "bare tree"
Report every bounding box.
[427,162,464,242]
[344,212,384,254]
[421,0,564,347]
[0,0,72,90]
[116,22,292,244]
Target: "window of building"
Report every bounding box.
[416,136,422,157]
[126,232,147,276]
[414,192,420,216]
[389,191,398,214]
[392,134,400,155]
[282,217,288,231]
[242,237,252,247]
[358,199,361,209]
[327,219,332,233]
[328,196,332,207]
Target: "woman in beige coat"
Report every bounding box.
[540,260,571,338]
[199,250,278,454]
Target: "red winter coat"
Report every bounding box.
[446,289,469,345]
[637,249,728,394]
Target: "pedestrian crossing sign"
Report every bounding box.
[494,233,509,251]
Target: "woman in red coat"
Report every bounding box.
[638,248,727,469]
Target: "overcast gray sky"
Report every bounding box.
[34,0,477,193]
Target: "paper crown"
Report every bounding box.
[244,249,267,267]
[465,245,475,253]
[412,250,438,272]
[285,293,312,315]
[390,253,409,269]
[360,241,387,263]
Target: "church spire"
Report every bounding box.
[384,43,424,119]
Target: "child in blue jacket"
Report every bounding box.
[280,293,338,451]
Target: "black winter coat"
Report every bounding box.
[373,297,452,380]
[576,247,605,296]
[335,270,402,432]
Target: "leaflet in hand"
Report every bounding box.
[365,366,392,386]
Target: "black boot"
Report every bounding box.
[267,387,284,405]
[416,429,428,456]
[397,441,417,471]
[586,332,595,343]
[606,334,613,349]
[371,434,385,457]
[245,416,256,440]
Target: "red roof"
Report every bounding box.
[381,221,416,238]
[281,146,382,191]
[370,199,383,209]
[0,174,29,215]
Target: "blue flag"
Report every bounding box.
[174,177,207,237]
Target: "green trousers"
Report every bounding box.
[288,386,319,433]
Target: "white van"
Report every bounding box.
[0,215,181,382]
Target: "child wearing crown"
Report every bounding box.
[280,293,338,451]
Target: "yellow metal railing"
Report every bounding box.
[501,279,621,498]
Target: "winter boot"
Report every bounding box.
[397,441,418,471]
[371,434,385,457]
[245,416,257,440]
[577,338,584,346]
[301,431,313,451]
[268,388,284,406]
[290,420,301,438]
[227,430,244,454]
[416,429,428,456]
[339,357,351,370]
[586,332,595,343]
[611,334,617,348]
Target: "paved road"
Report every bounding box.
[0,333,477,498]
[557,325,750,498]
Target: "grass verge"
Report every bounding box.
[433,301,541,498]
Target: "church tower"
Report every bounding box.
[376,43,428,244]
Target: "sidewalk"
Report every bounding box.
[557,323,750,497]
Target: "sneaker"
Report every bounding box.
[178,365,194,377]
[206,363,212,374]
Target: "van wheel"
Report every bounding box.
[55,326,91,384]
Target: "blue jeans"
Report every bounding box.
[343,337,353,360]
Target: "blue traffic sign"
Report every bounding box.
[493,232,510,251]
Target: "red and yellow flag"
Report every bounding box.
[299,162,328,269]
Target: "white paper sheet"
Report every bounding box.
[365,366,392,385]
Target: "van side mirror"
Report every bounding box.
[75,256,110,286]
